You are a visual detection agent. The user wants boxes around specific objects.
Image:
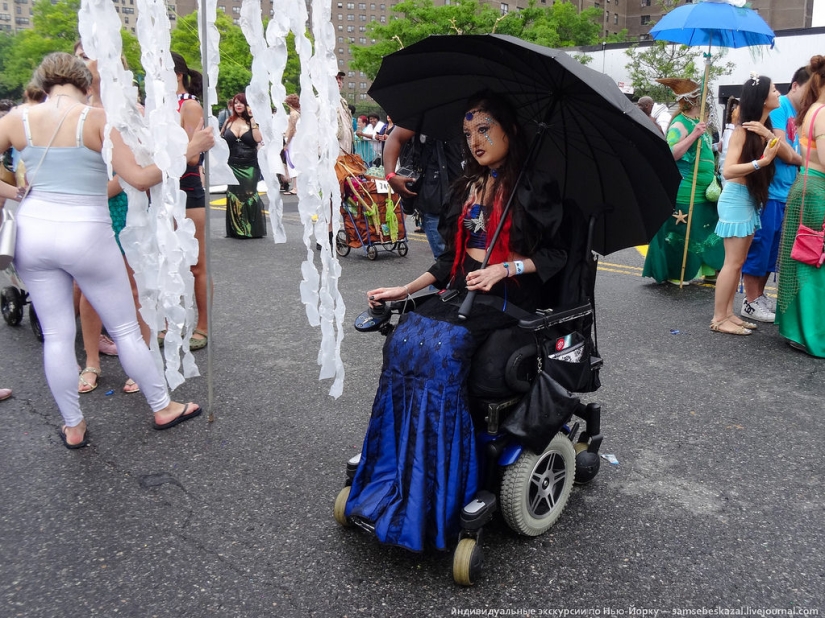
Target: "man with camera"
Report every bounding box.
[383,127,463,259]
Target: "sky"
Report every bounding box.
[814,0,825,27]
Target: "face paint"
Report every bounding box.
[463,107,509,171]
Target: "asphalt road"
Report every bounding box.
[1,195,823,617]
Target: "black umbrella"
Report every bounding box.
[368,34,681,256]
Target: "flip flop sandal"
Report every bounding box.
[152,403,203,430]
[59,425,89,449]
[123,379,141,394]
[78,367,102,394]
[710,318,752,336]
[189,329,208,351]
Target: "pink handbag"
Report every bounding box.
[791,105,825,267]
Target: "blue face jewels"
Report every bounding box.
[465,112,474,121]
[491,169,499,179]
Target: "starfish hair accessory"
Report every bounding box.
[749,72,760,86]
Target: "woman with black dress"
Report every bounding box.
[221,92,266,239]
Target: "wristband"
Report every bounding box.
[385,172,397,181]
[514,260,524,275]
[752,160,760,170]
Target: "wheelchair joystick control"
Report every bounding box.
[354,301,392,332]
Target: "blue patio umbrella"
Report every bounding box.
[649,0,776,49]
[649,0,775,286]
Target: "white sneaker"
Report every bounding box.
[758,294,776,313]
[741,297,776,323]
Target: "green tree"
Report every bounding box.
[350,0,625,79]
[0,0,143,100]
[625,0,733,103]
[172,12,302,109]
[625,40,733,103]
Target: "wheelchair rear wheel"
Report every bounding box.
[500,434,576,536]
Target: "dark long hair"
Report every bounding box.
[171,52,203,97]
[449,90,527,279]
[738,75,774,206]
[228,92,252,124]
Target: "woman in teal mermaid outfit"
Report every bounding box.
[222,93,266,239]
[776,55,825,357]
[643,78,724,284]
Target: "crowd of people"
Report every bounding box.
[0,52,213,447]
[639,58,824,355]
[1,44,822,500]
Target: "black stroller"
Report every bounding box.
[2,259,43,343]
[334,204,604,586]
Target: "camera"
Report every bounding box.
[396,167,421,189]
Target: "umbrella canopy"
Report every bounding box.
[368,34,681,255]
[649,0,775,49]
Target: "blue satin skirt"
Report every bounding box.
[345,310,481,552]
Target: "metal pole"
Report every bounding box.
[199,0,215,421]
[679,45,712,288]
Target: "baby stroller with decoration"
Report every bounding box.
[333,202,604,586]
[334,154,409,261]
[1,206,43,342]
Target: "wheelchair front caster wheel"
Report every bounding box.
[574,442,600,485]
[453,538,483,586]
[397,242,408,257]
[366,245,378,260]
[333,485,351,527]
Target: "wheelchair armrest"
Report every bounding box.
[386,290,438,314]
[355,290,439,332]
[517,303,593,331]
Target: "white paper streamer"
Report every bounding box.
[239,0,287,243]
[82,0,348,398]
[240,0,346,396]
[197,0,236,186]
[78,0,200,389]
[306,0,347,398]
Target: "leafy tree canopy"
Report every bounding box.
[171,12,302,110]
[0,0,141,100]
[625,0,733,103]
[625,41,733,104]
[350,0,626,79]
[0,1,302,106]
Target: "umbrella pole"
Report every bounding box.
[458,125,547,319]
[678,49,711,288]
[199,0,215,421]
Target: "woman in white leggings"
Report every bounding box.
[0,52,212,449]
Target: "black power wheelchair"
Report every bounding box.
[334,206,604,586]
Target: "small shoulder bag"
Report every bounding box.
[790,104,825,267]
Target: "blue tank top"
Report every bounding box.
[19,106,109,196]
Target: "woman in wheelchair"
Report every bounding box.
[344,91,568,552]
